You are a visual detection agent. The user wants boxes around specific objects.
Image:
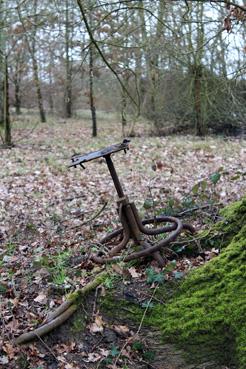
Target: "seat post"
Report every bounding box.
[105,154,125,199]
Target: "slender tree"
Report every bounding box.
[0,0,11,146]
[17,0,46,123]
[64,0,72,118]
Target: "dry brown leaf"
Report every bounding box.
[128,267,141,278]
[3,343,16,359]
[112,264,124,275]
[89,314,104,333]
[34,293,47,304]
[84,352,102,362]
[113,324,130,337]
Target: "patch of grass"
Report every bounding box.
[104,273,121,289]
[26,223,37,233]
[5,242,16,255]
[49,250,71,285]
[190,141,214,151]
[75,109,118,122]
[44,155,66,173]
[0,283,7,295]
[33,250,71,285]
[13,168,30,176]
[52,269,67,285]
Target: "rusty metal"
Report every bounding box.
[69,140,195,266]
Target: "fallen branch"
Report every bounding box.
[70,201,108,229]
[174,203,221,217]
[16,271,108,345]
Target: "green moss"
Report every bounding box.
[150,217,246,367]
[100,293,144,323]
[71,315,86,333]
[203,196,246,249]
[67,271,109,303]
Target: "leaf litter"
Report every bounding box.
[0,114,245,368]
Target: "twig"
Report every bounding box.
[65,194,86,202]
[91,336,104,353]
[92,286,101,317]
[76,0,139,112]
[70,202,108,229]
[140,360,158,369]
[173,203,221,217]
[34,333,58,362]
[13,121,40,143]
[136,284,158,335]
[112,284,158,369]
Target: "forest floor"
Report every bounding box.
[0,111,245,369]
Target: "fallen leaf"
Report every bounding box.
[112,264,123,275]
[89,314,104,333]
[128,267,141,278]
[3,343,16,359]
[84,352,102,362]
[99,348,110,357]
[34,293,47,304]
[0,356,9,365]
[113,324,130,337]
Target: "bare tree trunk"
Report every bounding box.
[193,65,205,136]
[89,41,97,137]
[218,31,227,77]
[121,86,127,137]
[139,0,165,126]
[14,77,21,115]
[4,57,11,146]
[32,56,46,122]
[48,66,54,114]
[0,0,11,146]
[17,1,46,123]
[194,2,206,136]
[64,0,72,118]
[0,0,5,126]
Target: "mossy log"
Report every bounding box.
[150,197,246,368]
[16,271,108,345]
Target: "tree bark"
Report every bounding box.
[17,1,46,123]
[32,56,46,123]
[89,42,97,137]
[193,2,206,136]
[14,76,21,115]
[64,0,72,118]
[0,1,11,146]
[88,3,97,138]
[139,0,165,126]
[193,65,205,136]
[0,0,5,126]
[4,57,11,146]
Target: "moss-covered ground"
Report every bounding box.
[149,197,246,368]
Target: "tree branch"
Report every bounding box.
[76,0,140,113]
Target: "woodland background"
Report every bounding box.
[0,0,246,143]
[0,1,246,369]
